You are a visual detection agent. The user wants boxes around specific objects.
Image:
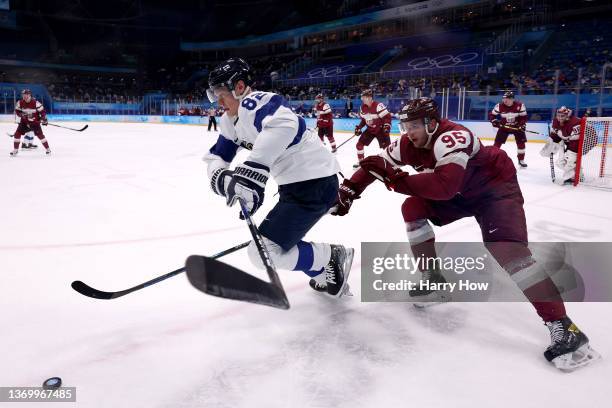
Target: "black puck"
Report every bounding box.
[42,377,62,389]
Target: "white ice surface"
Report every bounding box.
[1,122,611,408]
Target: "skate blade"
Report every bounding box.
[340,284,353,297]
[552,343,602,372]
[412,292,452,309]
[335,248,355,299]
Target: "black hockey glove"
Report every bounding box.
[210,167,234,197]
[226,161,269,217]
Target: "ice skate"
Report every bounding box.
[45,148,52,155]
[518,159,528,168]
[309,244,354,297]
[562,178,574,185]
[353,162,360,169]
[309,272,327,292]
[9,149,18,156]
[28,143,38,149]
[544,316,601,371]
[410,268,451,307]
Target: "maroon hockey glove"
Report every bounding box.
[359,156,401,190]
[330,179,360,216]
[491,119,501,128]
[354,125,362,136]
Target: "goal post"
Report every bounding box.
[574,117,612,189]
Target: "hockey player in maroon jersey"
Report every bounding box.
[353,89,391,168]
[541,106,593,184]
[11,89,51,156]
[314,94,336,152]
[330,97,599,370]
[489,90,528,167]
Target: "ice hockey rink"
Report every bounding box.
[1,121,611,408]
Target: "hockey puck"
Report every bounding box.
[42,377,62,389]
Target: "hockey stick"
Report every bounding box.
[71,241,250,300]
[548,123,556,183]
[500,124,539,135]
[46,123,89,132]
[335,133,358,150]
[186,198,290,309]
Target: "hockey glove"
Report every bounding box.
[330,179,360,216]
[41,118,48,126]
[491,119,501,128]
[226,161,269,216]
[359,155,400,190]
[354,125,362,136]
[210,167,234,197]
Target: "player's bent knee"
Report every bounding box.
[401,197,429,222]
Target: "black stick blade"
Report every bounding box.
[71,280,115,299]
[186,255,290,310]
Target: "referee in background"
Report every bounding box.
[207,106,217,131]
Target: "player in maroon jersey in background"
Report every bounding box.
[314,94,336,152]
[489,90,528,167]
[329,97,599,370]
[353,89,391,168]
[11,89,51,156]
[541,106,593,184]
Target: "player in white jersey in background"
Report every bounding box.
[202,58,353,297]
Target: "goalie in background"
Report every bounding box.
[541,107,591,185]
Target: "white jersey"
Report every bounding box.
[203,91,340,185]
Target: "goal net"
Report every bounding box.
[575,117,612,189]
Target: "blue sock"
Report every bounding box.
[294,241,323,277]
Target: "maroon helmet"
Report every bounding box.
[556,106,572,121]
[360,89,373,98]
[502,90,515,99]
[399,97,441,140]
[399,97,440,122]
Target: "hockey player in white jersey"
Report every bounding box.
[202,58,353,297]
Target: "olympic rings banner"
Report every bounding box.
[299,64,365,79]
[388,50,483,72]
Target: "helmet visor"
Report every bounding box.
[206,84,231,103]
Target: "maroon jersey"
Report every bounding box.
[315,101,333,128]
[15,98,46,125]
[551,115,581,152]
[363,119,516,200]
[358,100,391,132]
[489,100,527,127]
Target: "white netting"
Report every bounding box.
[576,117,612,189]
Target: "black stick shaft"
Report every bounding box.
[47,123,89,132]
[238,198,289,308]
[336,133,357,150]
[71,241,250,299]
